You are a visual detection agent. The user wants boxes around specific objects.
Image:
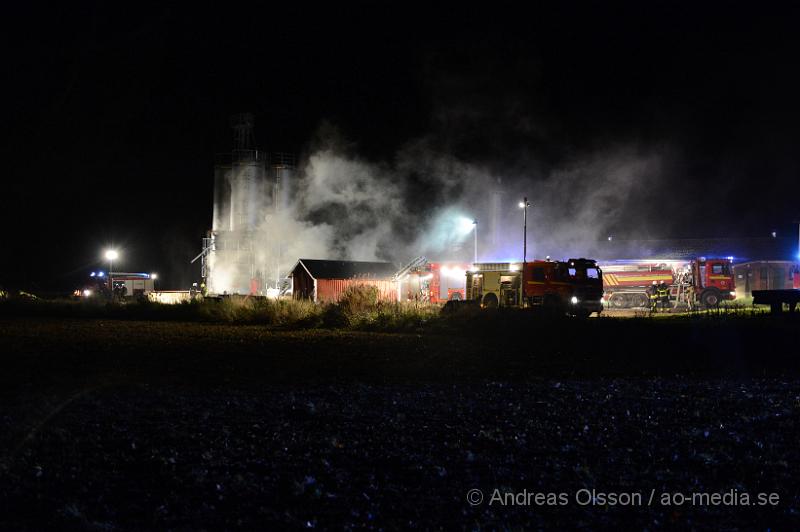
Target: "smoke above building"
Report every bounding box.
[203,115,667,295]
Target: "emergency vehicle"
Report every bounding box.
[465,258,604,317]
[394,257,468,302]
[599,257,735,309]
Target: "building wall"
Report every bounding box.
[291,268,315,300]
[316,279,397,304]
[734,261,798,297]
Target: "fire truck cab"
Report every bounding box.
[465,258,604,317]
[690,257,735,306]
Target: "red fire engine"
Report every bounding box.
[465,258,604,317]
[599,257,736,309]
[395,257,468,303]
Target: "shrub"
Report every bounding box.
[337,284,381,315]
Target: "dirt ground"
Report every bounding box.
[1,317,798,529]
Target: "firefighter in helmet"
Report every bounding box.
[657,281,670,311]
[648,281,659,312]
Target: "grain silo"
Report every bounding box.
[197,114,295,295]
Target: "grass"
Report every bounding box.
[0,284,795,336]
[0,285,440,332]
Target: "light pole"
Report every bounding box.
[519,198,530,264]
[105,249,118,293]
[472,219,478,265]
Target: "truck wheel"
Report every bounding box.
[482,293,498,309]
[702,290,720,308]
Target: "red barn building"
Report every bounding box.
[289,259,398,303]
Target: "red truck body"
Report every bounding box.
[599,257,736,309]
[465,258,604,317]
[397,262,468,303]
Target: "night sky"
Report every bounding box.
[3,3,800,291]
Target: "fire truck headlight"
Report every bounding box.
[570,296,579,305]
[83,289,92,297]
[729,291,736,297]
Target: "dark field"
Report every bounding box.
[1,316,799,529]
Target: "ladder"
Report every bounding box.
[393,256,428,281]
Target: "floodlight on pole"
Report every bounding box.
[105,249,118,292]
[520,197,530,264]
[472,219,478,265]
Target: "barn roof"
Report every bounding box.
[291,259,398,280]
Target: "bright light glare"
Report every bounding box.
[151,273,158,280]
[265,287,280,299]
[83,289,92,297]
[97,272,105,277]
[105,250,118,261]
[440,266,450,276]
[509,264,519,272]
[457,217,477,235]
[518,201,525,209]
[90,272,96,277]
[570,296,579,304]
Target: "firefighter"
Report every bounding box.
[647,281,659,312]
[657,281,670,311]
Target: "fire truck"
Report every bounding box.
[73,272,156,300]
[394,257,468,302]
[599,257,736,309]
[465,258,604,317]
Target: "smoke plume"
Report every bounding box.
[266,126,667,271]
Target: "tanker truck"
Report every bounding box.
[599,257,735,309]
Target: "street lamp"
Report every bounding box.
[472,219,478,265]
[519,198,530,264]
[105,249,118,292]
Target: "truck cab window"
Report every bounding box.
[586,267,600,279]
[712,263,731,275]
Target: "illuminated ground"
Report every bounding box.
[1,318,798,528]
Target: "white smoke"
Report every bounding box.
[208,124,668,293]
[278,132,665,267]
